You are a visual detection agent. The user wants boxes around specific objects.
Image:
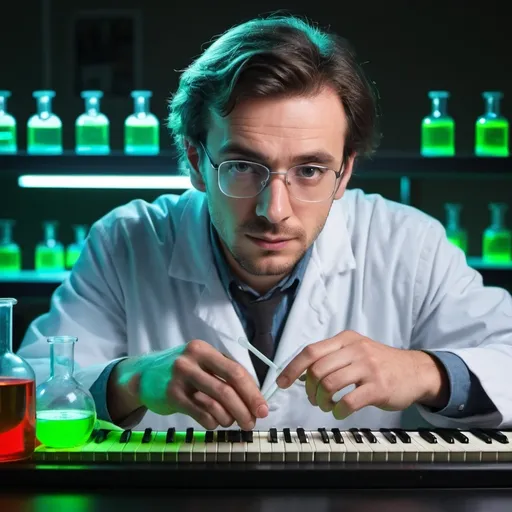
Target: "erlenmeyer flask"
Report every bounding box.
[35,336,96,448]
[0,298,36,463]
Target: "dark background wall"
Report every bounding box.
[1,0,511,347]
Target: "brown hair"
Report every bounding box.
[168,14,381,171]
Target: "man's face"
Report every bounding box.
[188,86,355,292]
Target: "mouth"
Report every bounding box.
[246,235,293,250]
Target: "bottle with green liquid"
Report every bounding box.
[421,91,455,157]
[35,336,96,448]
[0,220,21,272]
[35,221,65,271]
[124,90,159,155]
[75,90,110,155]
[483,203,512,263]
[444,203,467,253]
[0,90,17,154]
[66,225,88,269]
[27,90,62,155]
[475,91,509,157]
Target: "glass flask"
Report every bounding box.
[124,90,159,155]
[35,221,65,272]
[75,90,110,155]
[483,203,512,263]
[0,298,36,463]
[66,225,88,269]
[35,336,96,449]
[0,90,16,154]
[475,91,509,157]
[421,91,455,157]
[0,220,21,272]
[27,90,62,155]
[444,203,467,253]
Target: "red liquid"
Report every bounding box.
[0,378,36,462]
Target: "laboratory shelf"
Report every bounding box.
[0,152,511,179]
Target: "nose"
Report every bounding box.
[255,174,293,224]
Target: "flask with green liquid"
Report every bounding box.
[35,336,96,448]
[75,91,110,155]
[124,90,159,155]
[475,91,509,157]
[66,225,88,269]
[27,90,62,155]
[444,203,467,253]
[483,203,512,263]
[421,91,455,157]
[35,221,65,271]
[0,220,21,272]
[0,91,16,154]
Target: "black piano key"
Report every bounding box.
[217,430,227,443]
[205,430,214,443]
[166,428,176,443]
[470,428,492,444]
[318,428,330,444]
[391,428,411,443]
[283,428,293,443]
[481,429,509,444]
[185,428,194,443]
[228,430,241,443]
[379,428,397,444]
[119,429,132,443]
[331,428,344,444]
[94,429,109,444]
[297,428,308,444]
[418,428,437,444]
[447,429,469,444]
[269,428,278,443]
[434,428,454,444]
[241,430,253,443]
[360,428,377,443]
[349,428,363,443]
[141,428,153,443]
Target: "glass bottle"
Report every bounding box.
[66,225,88,269]
[124,90,159,155]
[0,90,16,154]
[475,91,509,157]
[483,203,512,263]
[27,90,62,155]
[35,221,65,272]
[421,91,455,157]
[444,203,467,253]
[0,298,36,463]
[0,220,21,272]
[35,336,96,449]
[75,90,110,155]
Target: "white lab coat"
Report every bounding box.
[18,189,512,431]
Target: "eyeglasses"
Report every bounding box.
[200,143,344,203]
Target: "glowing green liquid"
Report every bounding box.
[0,245,21,271]
[447,230,468,253]
[28,126,62,154]
[475,118,509,157]
[125,123,159,155]
[421,119,455,157]
[76,122,110,155]
[483,230,512,263]
[36,409,96,448]
[0,124,16,153]
[65,247,82,269]
[35,246,65,271]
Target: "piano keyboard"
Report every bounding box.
[34,427,512,463]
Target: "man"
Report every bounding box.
[18,15,512,433]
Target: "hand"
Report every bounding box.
[276,331,449,420]
[111,339,269,430]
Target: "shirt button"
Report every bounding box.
[268,402,279,412]
[458,404,465,411]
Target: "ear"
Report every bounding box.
[184,138,207,192]
[334,151,355,200]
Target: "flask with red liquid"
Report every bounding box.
[0,298,36,462]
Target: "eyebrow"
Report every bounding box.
[218,141,337,166]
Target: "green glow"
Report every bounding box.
[0,245,21,271]
[475,118,509,157]
[36,409,96,448]
[124,121,159,155]
[483,230,512,263]
[447,232,468,253]
[421,119,455,156]
[65,247,82,269]
[27,125,62,155]
[0,124,16,154]
[35,246,65,271]
[76,122,109,155]
[33,495,94,512]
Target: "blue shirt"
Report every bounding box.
[91,223,496,422]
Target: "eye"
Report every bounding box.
[295,166,325,179]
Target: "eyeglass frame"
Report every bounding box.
[199,142,345,203]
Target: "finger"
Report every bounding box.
[332,383,376,420]
[192,390,237,428]
[168,385,220,430]
[316,363,363,412]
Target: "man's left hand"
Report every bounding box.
[276,331,449,420]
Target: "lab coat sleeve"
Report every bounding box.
[17,220,128,404]
[411,219,512,428]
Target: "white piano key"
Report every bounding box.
[148,432,167,462]
[431,435,466,462]
[366,432,392,462]
[191,433,207,463]
[246,433,261,463]
[283,431,300,462]
[344,430,372,462]
[327,431,346,462]
[205,436,217,462]
[296,430,314,462]
[408,431,447,462]
[464,432,499,462]
[270,430,286,462]
[216,433,231,462]
[231,438,247,462]
[496,431,512,462]
[308,431,331,462]
[257,431,272,463]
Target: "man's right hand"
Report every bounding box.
[107,339,269,430]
